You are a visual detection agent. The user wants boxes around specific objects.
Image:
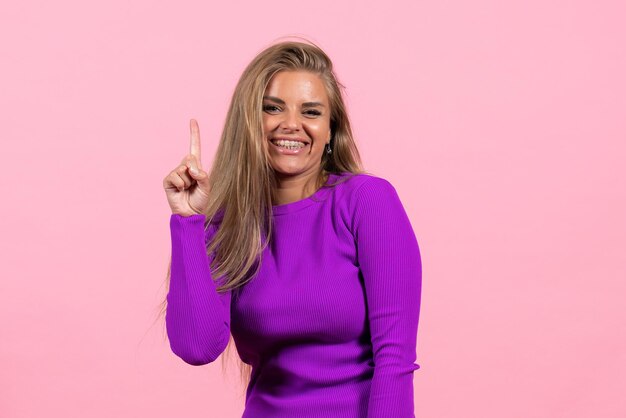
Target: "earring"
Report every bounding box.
[325,131,332,154]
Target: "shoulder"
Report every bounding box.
[330,172,399,208]
[330,172,404,233]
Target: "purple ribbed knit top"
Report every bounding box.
[166,172,422,417]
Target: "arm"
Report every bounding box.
[166,213,232,365]
[351,178,422,418]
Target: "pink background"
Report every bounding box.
[1,0,624,417]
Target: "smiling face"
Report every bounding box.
[262,70,331,180]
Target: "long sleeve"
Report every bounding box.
[351,178,422,418]
[166,213,232,365]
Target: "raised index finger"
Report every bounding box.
[189,119,201,160]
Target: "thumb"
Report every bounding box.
[189,165,210,187]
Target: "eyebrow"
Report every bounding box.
[263,95,326,108]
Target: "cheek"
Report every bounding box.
[305,120,330,136]
[261,115,275,135]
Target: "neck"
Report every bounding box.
[272,170,328,206]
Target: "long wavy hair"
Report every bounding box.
[156,35,372,396]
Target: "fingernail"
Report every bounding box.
[190,166,198,174]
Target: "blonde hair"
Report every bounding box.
[157,35,372,396]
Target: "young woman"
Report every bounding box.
[161,38,423,418]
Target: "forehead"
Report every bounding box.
[264,70,328,102]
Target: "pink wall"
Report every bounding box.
[1,0,624,417]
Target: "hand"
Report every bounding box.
[163,119,211,216]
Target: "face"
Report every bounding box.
[262,70,331,179]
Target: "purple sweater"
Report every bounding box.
[166,172,422,417]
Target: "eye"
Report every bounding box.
[263,104,280,112]
[304,110,322,116]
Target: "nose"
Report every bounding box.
[278,109,300,131]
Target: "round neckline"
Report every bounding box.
[271,173,337,215]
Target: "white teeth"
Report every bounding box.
[272,139,305,149]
